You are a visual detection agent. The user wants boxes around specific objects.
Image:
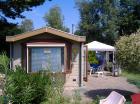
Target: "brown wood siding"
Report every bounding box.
[83,45,88,82]
[28,48,32,72]
[64,44,67,73]
[21,44,27,71]
[21,39,72,73]
[65,42,72,73]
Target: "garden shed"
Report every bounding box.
[6,27,87,87]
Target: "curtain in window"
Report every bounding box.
[31,47,63,72]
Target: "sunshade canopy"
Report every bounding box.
[86,41,115,51]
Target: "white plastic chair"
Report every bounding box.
[100,91,126,104]
[95,65,104,77]
[90,67,94,75]
[88,62,94,75]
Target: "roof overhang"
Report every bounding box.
[6,27,86,43]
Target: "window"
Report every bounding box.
[30,47,64,72]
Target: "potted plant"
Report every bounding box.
[106,62,113,72]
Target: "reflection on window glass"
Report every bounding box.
[31,47,64,72]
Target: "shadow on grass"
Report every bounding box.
[84,89,134,102]
[127,79,140,89]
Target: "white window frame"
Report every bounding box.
[26,43,65,73]
[27,43,65,47]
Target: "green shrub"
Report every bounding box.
[40,72,65,104]
[106,62,113,72]
[0,52,9,75]
[115,31,140,72]
[72,90,81,104]
[88,51,98,64]
[0,53,10,103]
[5,66,51,104]
[0,53,66,104]
[91,95,100,104]
[0,96,4,104]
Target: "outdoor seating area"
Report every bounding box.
[89,65,121,77]
[89,64,104,77]
[86,41,122,78]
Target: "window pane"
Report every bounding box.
[31,47,64,72]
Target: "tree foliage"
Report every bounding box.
[118,0,140,36]
[0,0,47,36]
[115,31,140,72]
[0,0,46,19]
[76,0,140,45]
[75,0,119,44]
[0,0,48,53]
[44,6,69,32]
[0,17,23,36]
[19,19,34,32]
[88,51,98,64]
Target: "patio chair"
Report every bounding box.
[95,65,104,77]
[90,67,94,75]
[100,91,126,104]
[88,63,95,75]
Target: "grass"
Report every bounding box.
[122,71,140,80]
[122,71,140,88]
[122,71,140,104]
[0,96,4,104]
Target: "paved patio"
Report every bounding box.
[85,74,140,93]
[64,73,140,103]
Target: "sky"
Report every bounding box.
[8,0,80,33]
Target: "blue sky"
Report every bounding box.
[8,0,80,33]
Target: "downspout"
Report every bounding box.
[10,42,13,69]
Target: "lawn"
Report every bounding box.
[0,96,4,104]
[122,71,140,89]
[122,71,140,104]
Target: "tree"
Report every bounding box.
[0,0,48,36]
[118,0,140,36]
[75,0,118,44]
[115,30,140,72]
[0,0,49,53]
[0,18,22,53]
[0,0,46,20]
[75,0,140,45]
[44,6,69,32]
[0,16,22,36]
[19,19,34,32]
